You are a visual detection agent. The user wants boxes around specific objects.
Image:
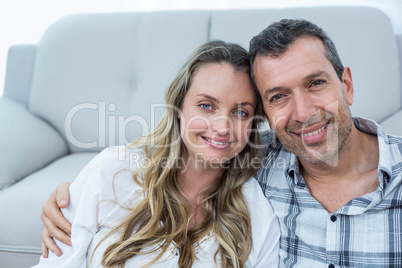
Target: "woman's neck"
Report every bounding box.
[176,156,223,229]
[178,156,223,204]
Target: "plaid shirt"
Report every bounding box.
[256,117,402,267]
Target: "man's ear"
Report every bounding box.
[342,66,354,106]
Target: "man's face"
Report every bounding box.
[253,36,354,165]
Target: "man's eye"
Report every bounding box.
[201,104,212,110]
[311,80,324,87]
[270,94,284,102]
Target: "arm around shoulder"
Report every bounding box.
[32,161,105,268]
[33,146,142,267]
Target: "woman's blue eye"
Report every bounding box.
[201,104,212,110]
[235,110,247,116]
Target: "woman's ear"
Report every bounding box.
[176,108,183,119]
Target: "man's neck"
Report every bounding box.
[299,126,380,213]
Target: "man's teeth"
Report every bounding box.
[204,137,230,145]
[301,125,326,137]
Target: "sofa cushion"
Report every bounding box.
[29,12,210,153]
[0,152,97,257]
[0,97,68,189]
[0,252,40,268]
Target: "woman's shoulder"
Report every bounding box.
[243,178,280,266]
[242,178,276,220]
[90,145,145,172]
[74,146,146,199]
[241,178,266,201]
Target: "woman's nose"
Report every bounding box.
[211,115,231,135]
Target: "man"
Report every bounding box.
[249,19,402,267]
[41,19,402,267]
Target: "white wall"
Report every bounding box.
[0,0,401,97]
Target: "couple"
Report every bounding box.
[35,19,402,267]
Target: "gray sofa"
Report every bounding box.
[0,6,401,268]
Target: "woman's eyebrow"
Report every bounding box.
[196,94,219,103]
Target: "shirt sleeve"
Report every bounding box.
[31,162,104,268]
[244,178,280,267]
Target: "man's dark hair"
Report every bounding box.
[249,19,344,88]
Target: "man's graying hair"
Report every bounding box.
[249,19,344,86]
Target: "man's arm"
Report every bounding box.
[41,182,72,257]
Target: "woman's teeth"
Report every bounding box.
[204,137,231,145]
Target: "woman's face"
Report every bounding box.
[179,62,257,167]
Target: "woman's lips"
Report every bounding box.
[202,136,233,149]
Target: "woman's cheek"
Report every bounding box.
[186,115,210,132]
[235,121,251,149]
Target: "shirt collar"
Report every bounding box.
[287,151,301,185]
[353,117,393,190]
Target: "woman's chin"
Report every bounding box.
[199,155,232,169]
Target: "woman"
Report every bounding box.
[34,40,279,267]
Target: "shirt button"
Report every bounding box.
[330,215,337,222]
[328,264,335,268]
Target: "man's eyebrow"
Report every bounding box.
[304,71,330,81]
[262,71,331,100]
[263,86,287,100]
[196,94,219,103]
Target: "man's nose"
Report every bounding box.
[291,91,317,123]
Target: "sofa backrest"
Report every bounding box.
[28,7,401,153]
[210,7,401,124]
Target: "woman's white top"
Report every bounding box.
[33,146,279,268]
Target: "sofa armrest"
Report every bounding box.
[3,44,37,106]
[0,97,69,189]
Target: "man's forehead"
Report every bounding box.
[254,38,329,76]
[254,56,324,82]
[260,37,325,59]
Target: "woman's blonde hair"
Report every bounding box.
[97,40,265,268]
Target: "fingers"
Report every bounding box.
[41,209,72,244]
[40,181,73,258]
[56,182,72,209]
[41,225,62,257]
[41,242,48,258]
[43,186,72,236]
